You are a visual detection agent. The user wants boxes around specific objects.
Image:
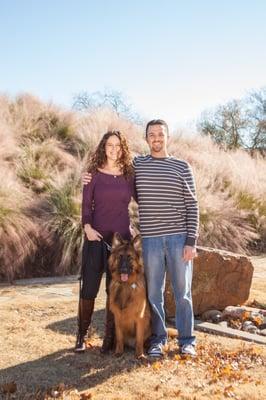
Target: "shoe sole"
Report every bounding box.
[148,352,163,357]
[74,348,85,353]
[180,351,196,357]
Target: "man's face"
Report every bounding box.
[146,124,168,155]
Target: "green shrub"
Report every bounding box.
[16,139,78,193]
[44,168,83,274]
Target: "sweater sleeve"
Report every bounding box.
[81,174,97,227]
[183,163,199,246]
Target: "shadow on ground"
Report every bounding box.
[0,311,142,398]
[46,309,105,337]
[0,346,141,398]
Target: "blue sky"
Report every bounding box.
[0,0,265,130]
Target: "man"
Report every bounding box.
[83,119,199,357]
[134,119,198,357]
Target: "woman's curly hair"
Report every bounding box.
[87,131,134,178]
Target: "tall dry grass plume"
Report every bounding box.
[0,93,265,280]
[0,168,38,281]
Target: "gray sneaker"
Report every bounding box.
[180,344,196,356]
[147,343,163,357]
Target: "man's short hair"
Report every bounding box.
[145,119,169,138]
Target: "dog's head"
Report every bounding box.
[109,233,143,282]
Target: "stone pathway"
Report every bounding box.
[0,275,79,304]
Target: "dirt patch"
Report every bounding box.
[0,257,265,399]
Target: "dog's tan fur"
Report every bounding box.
[109,234,151,358]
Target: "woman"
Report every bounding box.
[75,130,135,353]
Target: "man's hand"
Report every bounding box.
[82,172,92,185]
[84,224,103,241]
[183,245,197,261]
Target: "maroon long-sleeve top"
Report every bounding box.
[82,171,135,242]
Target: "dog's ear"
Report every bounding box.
[132,234,142,254]
[112,232,124,249]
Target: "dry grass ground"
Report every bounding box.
[0,257,265,400]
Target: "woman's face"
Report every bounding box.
[105,135,122,162]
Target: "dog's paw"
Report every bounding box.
[115,351,123,358]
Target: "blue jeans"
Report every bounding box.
[142,234,196,347]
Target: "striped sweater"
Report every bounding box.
[133,155,199,246]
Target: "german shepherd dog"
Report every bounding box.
[108,233,151,358]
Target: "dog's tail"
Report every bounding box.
[167,327,178,337]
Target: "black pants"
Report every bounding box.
[80,238,111,300]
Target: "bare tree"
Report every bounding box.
[245,87,266,151]
[73,88,143,125]
[199,100,247,149]
[198,87,266,151]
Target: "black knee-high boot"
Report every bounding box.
[75,298,95,352]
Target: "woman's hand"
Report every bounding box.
[84,224,103,241]
[82,172,92,185]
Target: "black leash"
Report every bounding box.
[102,240,112,251]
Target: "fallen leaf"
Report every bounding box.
[224,385,235,398]
[85,340,93,349]
[152,361,161,371]
[1,382,17,394]
[241,311,250,321]
[57,382,66,392]
[80,393,92,399]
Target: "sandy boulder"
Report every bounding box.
[164,246,254,317]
